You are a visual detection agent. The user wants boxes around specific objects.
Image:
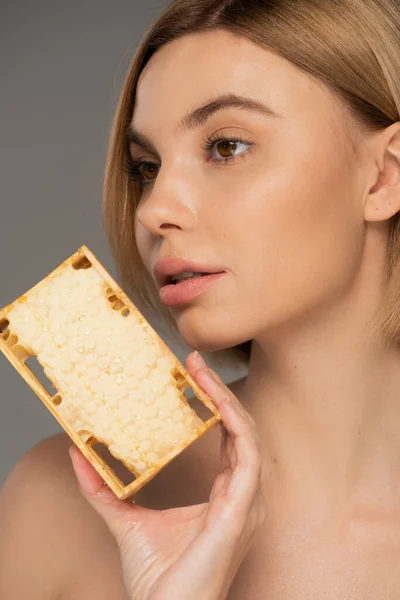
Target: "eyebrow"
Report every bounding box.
[126,93,280,155]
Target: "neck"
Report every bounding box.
[242,302,400,525]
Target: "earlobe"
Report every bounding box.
[364,123,400,222]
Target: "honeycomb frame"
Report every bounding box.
[0,245,221,500]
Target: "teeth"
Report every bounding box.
[171,271,207,284]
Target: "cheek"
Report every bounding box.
[224,149,364,324]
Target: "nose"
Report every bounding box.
[135,177,198,237]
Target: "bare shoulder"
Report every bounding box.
[0,433,127,600]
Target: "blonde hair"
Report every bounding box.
[102,0,400,368]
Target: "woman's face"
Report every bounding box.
[131,29,369,352]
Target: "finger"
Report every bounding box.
[215,398,263,510]
[220,403,262,506]
[193,367,261,477]
[186,350,208,377]
[193,365,255,431]
[187,351,225,386]
[189,356,262,505]
[192,365,260,457]
[188,352,257,429]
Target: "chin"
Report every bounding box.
[178,325,246,354]
[173,302,251,349]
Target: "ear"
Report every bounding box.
[364,122,400,222]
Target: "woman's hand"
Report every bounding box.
[69,351,266,600]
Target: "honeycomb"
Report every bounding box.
[3,261,204,475]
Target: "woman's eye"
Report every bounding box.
[208,138,252,163]
[124,134,253,186]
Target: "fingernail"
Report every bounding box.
[193,350,207,369]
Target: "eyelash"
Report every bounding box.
[124,133,254,187]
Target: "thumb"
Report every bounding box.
[69,444,134,544]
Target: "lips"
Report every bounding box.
[170,272,209,284]
[159,272,226,306]
[154,257,225,288]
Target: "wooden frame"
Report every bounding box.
[0,245,221,500]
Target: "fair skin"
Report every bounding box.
[2,27,400,599]
[133,28,400,525]
[128,25,400,594]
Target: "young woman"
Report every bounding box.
[2,0,400,598]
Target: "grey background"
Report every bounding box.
[0,1,247,488]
